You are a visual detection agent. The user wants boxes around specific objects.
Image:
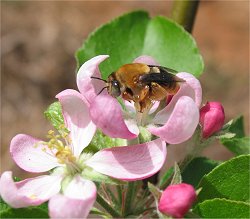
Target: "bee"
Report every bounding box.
[92,63,185,113]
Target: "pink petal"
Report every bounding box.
[49,175,96,219]
[0,171,62,208]
[149,101,160,114]
[90,94,137,139]
[86,138,167,181]
[124,100,136,114]
[10,134,59,172]
[77,55,109,104]
[124,100,159,115]
[149,96,199,144]
[176,72,202,107]
[153,73,201,126]
[133,55,159,65]
[56,89,96,157]
[124,118,140,136]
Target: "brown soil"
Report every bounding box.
[1,1,249,178]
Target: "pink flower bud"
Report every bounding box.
[158,183,197,218]
[199,102,225,138]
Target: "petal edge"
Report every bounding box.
[86,138,167,181]
[150,96,199,144]
[10,134,59,173]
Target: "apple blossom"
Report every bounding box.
[0,89,167,218]
[158,183,197,218]
[200,101,225,138]
[77,55,202,144]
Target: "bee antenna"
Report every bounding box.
[97,86,108,95]
[91,76,107,83]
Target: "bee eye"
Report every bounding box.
[111,80,121,97]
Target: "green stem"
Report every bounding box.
[96,194,121,218]
[123,181,136,216]
[171,0,200,33]
[116,185,123,205]
[106,186,120,208]
[90,207,111,218]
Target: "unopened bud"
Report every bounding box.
[200,102,225,138]
[158,183,196,218]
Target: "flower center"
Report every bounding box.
[45,128,76,164]
[37,126,81,173]
[35,125,79,171]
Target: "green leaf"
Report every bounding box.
[0,207,49,218]
[44,101,64,130]
[148,182,161,201]
[194,198,250,218]
[221,137,250,155]
[220,116,250,155]
[0,198,10,213]
[84,130,127,153]
[142,16,203,76]
[76,11,150,77]
[197,155,250,203]
[182,157,220,188]
[76,11,204,78]
[217,132,236,139]
[170,162,182,185]
[0,198,49,218]
[81,167,125,185]
[223,116,245,138]
[159,167,174,188]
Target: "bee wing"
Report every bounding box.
[139,73,185,86]
[148,65,178,74]
[158,66,178,74]
[139,69,184,101]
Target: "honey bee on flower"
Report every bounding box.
[77,55,202,144]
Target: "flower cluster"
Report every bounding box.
[0,55,225,218]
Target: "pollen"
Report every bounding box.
[29,194,37,199]
[40,126,76,165]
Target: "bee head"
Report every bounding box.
[107,74,121,97]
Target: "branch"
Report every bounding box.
[171,0,200,33]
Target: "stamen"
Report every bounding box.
[37,127,78,168]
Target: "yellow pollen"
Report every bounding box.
[29,194,37,199]
[40,128,76,164]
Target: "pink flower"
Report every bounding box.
[77,55,202,144]
[200,101,225,138]
[158,183,197,218]
[0,89,167,218]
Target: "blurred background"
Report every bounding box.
[1,1,249,178]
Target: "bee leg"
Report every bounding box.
[132,86,149,113]
[122,90,133,102]
[137,87,154,113]
[134,102,142,113]
[135,98,153,126]
[139,97,153,113]
[138,85,150,102]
